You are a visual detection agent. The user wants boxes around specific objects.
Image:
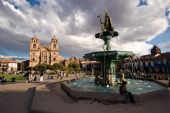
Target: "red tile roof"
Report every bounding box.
[0,60,17,63]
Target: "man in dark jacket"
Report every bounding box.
[119,81,135,104]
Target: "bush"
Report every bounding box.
[11,77,16,82]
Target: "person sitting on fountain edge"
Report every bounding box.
[119,81,135,104]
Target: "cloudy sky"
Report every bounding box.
[0,0,170,58]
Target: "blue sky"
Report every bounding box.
[0,0,170,59]
[149,6,170,52]
[26,0,40,6]
[149,27,170,52]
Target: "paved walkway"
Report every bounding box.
[31,82,170,113]
[0,74,80,113]
[0,74,170,113]
[0,83,37,113]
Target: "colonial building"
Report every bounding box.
[17,60,29,72]
[62,56,81,67]
[0,60,18,72]
[120,45,170,74]
[29,35,63,67]
[80,59,101,72]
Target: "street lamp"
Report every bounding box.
[103,53,106,78]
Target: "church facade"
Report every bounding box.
[29,35,63,67]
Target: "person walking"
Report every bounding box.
[40,72,44,82]
[25,70,30,83]
[60,71,63,80]
[74,71,78,79]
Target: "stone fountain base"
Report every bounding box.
[61,79,169,102]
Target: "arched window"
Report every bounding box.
[54,58,56,61]
[32,58,35,62]
[53,44,56,48]
[33,44,36,48]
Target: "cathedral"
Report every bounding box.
[29,35,63,67]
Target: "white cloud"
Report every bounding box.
[2,0,27,20]
[111,41,152,56]
[74,10,86,27]
[0,0,170,57]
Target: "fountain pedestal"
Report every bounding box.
[84,50,134,86]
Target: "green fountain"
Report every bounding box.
[83,10,134,86]
[61,10,166,102]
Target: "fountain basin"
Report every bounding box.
[62,78,168,102]
[84,50,134,61]
[83,50,134,86]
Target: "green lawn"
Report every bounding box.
[0,73,25,82]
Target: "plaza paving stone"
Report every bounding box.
[0,74,170,113]
[31,82,170,113]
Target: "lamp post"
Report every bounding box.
[91,61,94,76]
[103,53,106,79]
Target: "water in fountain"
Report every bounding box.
[67,77,164,94]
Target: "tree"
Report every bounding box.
[68,62,81,72]
[53,63,64,71]
[46,64,54,71]
[34,64,48,74]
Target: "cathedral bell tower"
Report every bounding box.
[49,36,60,65]
[151,45,161,56]
[29,35,41,67]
